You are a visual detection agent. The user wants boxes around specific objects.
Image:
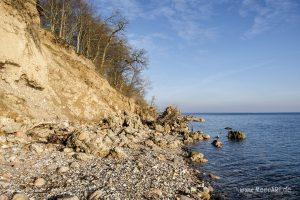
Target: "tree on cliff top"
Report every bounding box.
[37,0,148,104]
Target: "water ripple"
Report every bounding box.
[190,113,300,200]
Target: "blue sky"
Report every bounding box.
[94,0,300,112]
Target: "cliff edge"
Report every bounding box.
[0,0,139,133]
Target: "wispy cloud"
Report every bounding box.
[240,0,298,38]
[127,33,170,57]
[93,0,142,20]
[149,0,218,41]
[200,60,274,85]
[95,0,220,42]
[95,0,299,41]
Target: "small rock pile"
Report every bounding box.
[227,130,246,140]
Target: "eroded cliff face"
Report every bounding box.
[0,0,138,133]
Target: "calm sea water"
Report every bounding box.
[189,113,300,200]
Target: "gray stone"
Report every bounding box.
[12,193,29,200]
[57,166,69,173]
[89,190,104,200]
[75,153,93,161]
[0,117,21,134]
[57,196,79,200]
[30,143,44,154]
[69,161,80,168]
[34,177,46,187]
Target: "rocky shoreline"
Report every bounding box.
[0,107,213,200]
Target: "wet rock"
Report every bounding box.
[212,139,222,148]
[197,187,211,200]
[225,127,232,130]
[202,134,210,140]
[209,173,220,180]
[227,130,246,140]
[190,132,203,141]
[89,189,104,200]
[183,137,194,144]
[207,185,214,192]
[190,152,208,163]
[34,177,46,187]
[12,193,29,200]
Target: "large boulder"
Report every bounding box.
[154,106,192,135]
[157,106,181,125]
[227,130,246,140]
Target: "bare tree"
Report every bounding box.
[99,15,128,71]
[38,0,149,102]
[150,96,156,107]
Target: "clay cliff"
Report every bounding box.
[0,0,143,133]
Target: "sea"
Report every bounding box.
[189,113,300,200]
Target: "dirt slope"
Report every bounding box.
[0,0,138,133]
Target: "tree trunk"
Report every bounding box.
[100,36,113,71]
[59,1,65,38]
[76,22,83,54]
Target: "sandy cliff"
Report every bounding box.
[0,0,138,133]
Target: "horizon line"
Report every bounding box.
[183,112,300,114]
